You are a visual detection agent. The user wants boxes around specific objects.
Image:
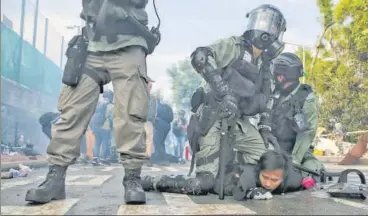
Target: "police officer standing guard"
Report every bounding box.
[25,0,160,205]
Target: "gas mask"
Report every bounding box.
[245,4,287,52]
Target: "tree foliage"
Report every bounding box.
[166,59,203,111]
[297,0,368,135]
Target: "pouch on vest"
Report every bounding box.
[119,15,160,54]
[223,67,256,98]
[291,97,309,133]
[230,59,259,83]
[191,87,205,113]
[292,112,309,133]
[62,35,89,86]
[239,92,267,116]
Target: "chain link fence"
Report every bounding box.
[1,0,68,153]
[1,0,67,67]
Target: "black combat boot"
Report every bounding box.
[25,164,67,203]
[123,168,146,204]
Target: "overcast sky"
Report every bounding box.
[1,0,328,100]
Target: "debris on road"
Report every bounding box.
[1,164,32,179]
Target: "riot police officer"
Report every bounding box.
[25,0,160,205]
[269,52,324,182]
[142,4,288,195]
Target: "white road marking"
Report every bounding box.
[1,176,44,190]
[311,191,368,210]
[65,175,112,186]
[101,167,119,172]
[1,199,79,215]
[332,198,368,210]
[143,167,163,172]
[117,193,256,215]
[163,167,179,172]
[162,193,197,206]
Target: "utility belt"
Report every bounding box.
[93,15,159,54]
[61,14,159,92]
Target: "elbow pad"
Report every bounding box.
[190,47,215,74]
[191,47,231,97]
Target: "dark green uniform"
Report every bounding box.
[270,83,324,175]
[192,36,269,176]
[270,52,324,176]
[140,4,288,197]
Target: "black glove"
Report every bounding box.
[259,127,279,149]
[246,187,273,200]
[261,52,273,65]
[219,94,238,119]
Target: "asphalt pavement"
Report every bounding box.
[1,163,367,215]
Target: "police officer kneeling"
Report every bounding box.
[139,4,288,196]
[267,52,325,191]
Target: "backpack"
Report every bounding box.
[90,102,108,129]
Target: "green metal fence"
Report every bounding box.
[1,23,62,97]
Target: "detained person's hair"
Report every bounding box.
[258,150,289,172]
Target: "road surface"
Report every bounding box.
[1,163,367,215]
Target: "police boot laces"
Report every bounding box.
[38,165,65,187]
[126,177,141,188]
[124,170,143,190]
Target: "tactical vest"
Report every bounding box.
[270,84,313,153]
[187,39,266,176]
[222,38,267,116]
[191,38,268,117]
[81,0,157,53]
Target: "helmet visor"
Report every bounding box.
[246,7,285,39]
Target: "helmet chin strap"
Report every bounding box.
[275,74,299,93]
[282,82,299,95]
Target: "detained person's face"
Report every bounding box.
[259,169,284,191]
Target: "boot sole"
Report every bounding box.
[25,191,65,204]
[125,192,146,204]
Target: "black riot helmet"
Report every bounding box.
[272,52,304,81]
[245,4,287,52]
